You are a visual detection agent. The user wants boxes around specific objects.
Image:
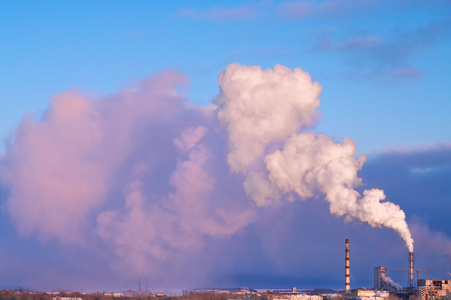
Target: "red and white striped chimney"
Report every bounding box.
[409,252,414,288]
[345,239,350,292]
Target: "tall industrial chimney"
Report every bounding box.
[409,252,414,289]
[345,239,350,292]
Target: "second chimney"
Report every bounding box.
[345,239,350,292]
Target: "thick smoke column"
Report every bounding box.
[215,64,414,252]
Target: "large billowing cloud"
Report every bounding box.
[0,70,256,282]
[2,64,443,290]
[1,90,110,244]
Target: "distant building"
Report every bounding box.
[417,279,451,300]
[103,293,124,297]
[272,294,323,300]
[347,289,389,300]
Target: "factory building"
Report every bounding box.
[417,279,451,300]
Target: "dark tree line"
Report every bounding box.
[0,291,250,300]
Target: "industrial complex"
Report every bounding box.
[340,239,449,300]
[3,239,450,300]
[339,239,451,300]
[239,239,450,300]
[181,239,451,300]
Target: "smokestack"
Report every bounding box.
[409,252,414,289]
[345,239,350,292]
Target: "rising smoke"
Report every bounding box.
[381,273,402,290]
[215,64,414,252]
[0,64,413,283]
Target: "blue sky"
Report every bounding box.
[1,0,450,154]
[1,0,450,293]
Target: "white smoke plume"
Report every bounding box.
[215,64,414,252]
[214,64,321,173]
[381,273,402,290]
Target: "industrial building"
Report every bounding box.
[417,279,451,300]
[374,266,400,292]
[374,266,387,290]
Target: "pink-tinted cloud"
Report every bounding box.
[1,70,190,244]
[0,69,256,282]
[95,125,255,276]
[1,91,109,244]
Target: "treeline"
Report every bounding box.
[0,290,418,300]
[0,290,256,300]
[0,290,52,300]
